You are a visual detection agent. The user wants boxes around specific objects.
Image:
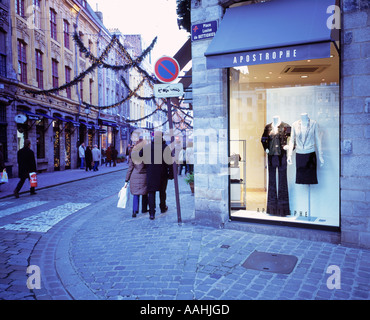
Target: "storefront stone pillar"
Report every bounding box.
[191,0,229,227]
[341,2,370,249]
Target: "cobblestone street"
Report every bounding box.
[0,163,369,302]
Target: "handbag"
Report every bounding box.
[29,172,37,187]
[117,184,129,209]
[0,169,8,183]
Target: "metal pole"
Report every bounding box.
[167,98,182,224]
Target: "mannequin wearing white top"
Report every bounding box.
[287,113,324,166]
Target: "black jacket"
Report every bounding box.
[17,147,36,179]
[141,139,174,192]
[261,122,291,155]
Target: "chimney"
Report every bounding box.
[95,4,103,22]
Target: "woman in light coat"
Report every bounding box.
[125,138,148,217]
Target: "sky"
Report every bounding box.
[92,0,190,67]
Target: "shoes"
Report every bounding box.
[149,214,155,220]
[30,192,37,195]
[14,192,19,198]
[160,206,168,214]
[142,210,148,214]
[132,211,138,218]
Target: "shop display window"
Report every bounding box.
[229,44,340,228]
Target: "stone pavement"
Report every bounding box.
[0,161,128,199]
[1,162,370,301]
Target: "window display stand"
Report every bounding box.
[296,185,317,222]
[230,140,246,210]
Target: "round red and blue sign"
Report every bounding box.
[154,56,180,83]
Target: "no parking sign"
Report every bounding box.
[154,56,180,83]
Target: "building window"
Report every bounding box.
[50,8,57,41]
[80,80,84,101]
[79,32,84,57]
[89,79,93,104]
[18,40,27,84]
[65,66,71,99]
[228,43,340,228]
[16,0,25,18]
[51,58,58,88]
[63,20,70,49]
[0,31,6,77]
[32,0,41,29]
[35,50,43,89]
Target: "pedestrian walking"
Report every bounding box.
[178,147,187,176]
[125,138,148,218]
[105,145,112,167]
[186,142,194,174]
[112,145,118,167]
[79,142,85,169]
[141,131,173,220]
[92,145,101,171]
[85,146,93,171]
[126,143,132,163]
[13,139,37,198]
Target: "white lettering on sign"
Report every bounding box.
[232,48,300,66]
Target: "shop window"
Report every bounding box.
[53,120,60,170]
[0,104,7,161]
[229,44,340,228]
[36,118,45,158]
[65,123,71,169]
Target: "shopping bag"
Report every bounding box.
[117,185,129,209]
[29,172,37,187]
[0,169,8,183]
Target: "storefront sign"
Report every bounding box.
[192,21,217,41]
[14,114,27,124]
[206,42,332,69]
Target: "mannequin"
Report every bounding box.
[287,113,324,179]
[288,113,323,220]
[261,116,291,216]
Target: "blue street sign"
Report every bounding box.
[191,20,218,41]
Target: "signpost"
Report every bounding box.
[154,56,182,224]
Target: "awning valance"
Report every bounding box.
[21,110,41,120]
[205,0,338,69]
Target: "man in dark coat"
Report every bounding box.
[141,131,173,220]
[14,139,37,198]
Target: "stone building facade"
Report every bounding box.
[191,0,370,249]
[0,0,157,177]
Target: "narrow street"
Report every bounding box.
[0,166,369,302]
[0,167,129,300]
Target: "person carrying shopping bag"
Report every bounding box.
[125,138,148,217]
